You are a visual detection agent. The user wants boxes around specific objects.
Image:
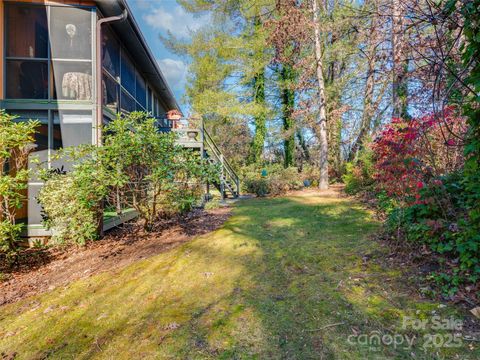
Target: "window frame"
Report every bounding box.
[101,25,165,116]
[3,3,95,102]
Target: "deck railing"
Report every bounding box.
[172,125,240,198]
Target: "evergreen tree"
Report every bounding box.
[164,0,273,166]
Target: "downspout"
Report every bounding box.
[95,9,127,146]
[95,9,127,237]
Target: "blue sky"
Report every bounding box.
[128,0,208,109]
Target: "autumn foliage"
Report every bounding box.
[372,107,466,202]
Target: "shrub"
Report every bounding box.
[372,108,475,295]
[103,113,218,229]
[38,144,112,245]
[301,164,320,186]
[241,164,269,196]
[460,3,480,295]
[0,112,38,257]
[269,167,303,195]
[242,164,303,196]
[342,147,375,195]
[204,198,221,210]
[161,149,217,215]
[244,178,269,197]
[100,114,184,230]
[372,107,466,202]
[376,190,397,215]
[38,172,103,245]
[38,112,218,241]
[385,172,479,290]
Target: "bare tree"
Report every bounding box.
[312,0,329,189]
[349,0,380,160]
[391,0,409,118]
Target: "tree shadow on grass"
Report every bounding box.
[0,194,477,359]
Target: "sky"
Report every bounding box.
[128,0,208,110]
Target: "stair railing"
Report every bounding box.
[202,127,240,197]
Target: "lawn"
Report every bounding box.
[0,191,477,359]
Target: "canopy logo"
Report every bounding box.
[347,315,464,352]
[347,331,416,352]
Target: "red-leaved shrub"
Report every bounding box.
[372,107,466,202]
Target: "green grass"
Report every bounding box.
[0,192,477,359]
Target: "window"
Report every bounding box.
[52,61,93,100]
[50,6,93,101]
[147,87,153,113]
[49,6,92,60]
[6,4,48,58]
[6,60,48,99]
[102,27,120,78]
[157,100,166,116]
[5,3,49,99]
[9,111,49,171]
[121,51,136,96]
[154,97,159,116]
[121,90,136,113]
[4,4,94,101]
[102,32,157,115]
[51,110,93,172]
[103,73,119,113]
[53,111,93,148]
[136,73,147,109]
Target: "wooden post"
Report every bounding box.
[200,119,208,201]
[220,154,225,200]
[200,118,205,157]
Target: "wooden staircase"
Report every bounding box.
[173,125,240,199]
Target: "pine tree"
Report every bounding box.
[164,0,274,166]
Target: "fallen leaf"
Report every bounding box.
[96,313,107,320]
[164,322,180,330]
[43,306,55,314]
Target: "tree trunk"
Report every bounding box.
[249,15,267,164]
[281,65,295,168]
[391,0,408,119]
[250,68,266,164]
[349,1,378,160]
[312,0,329,189]
[296,130,310,162]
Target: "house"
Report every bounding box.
[1,0,240,239]
[0,0,182,237]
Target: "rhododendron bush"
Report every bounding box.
[372,107,467,202]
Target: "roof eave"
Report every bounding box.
[95,0,181,114]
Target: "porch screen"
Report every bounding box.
[50,6,93,100]
[5,4,48,99]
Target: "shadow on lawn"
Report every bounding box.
[0,194,477,359]
[213,196,473,359]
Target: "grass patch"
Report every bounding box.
[0,192,477,359]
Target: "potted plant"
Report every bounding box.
[187,130,198,140]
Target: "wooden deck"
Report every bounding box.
[173,128,203,149]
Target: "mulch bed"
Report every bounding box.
[0,207,231,306]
